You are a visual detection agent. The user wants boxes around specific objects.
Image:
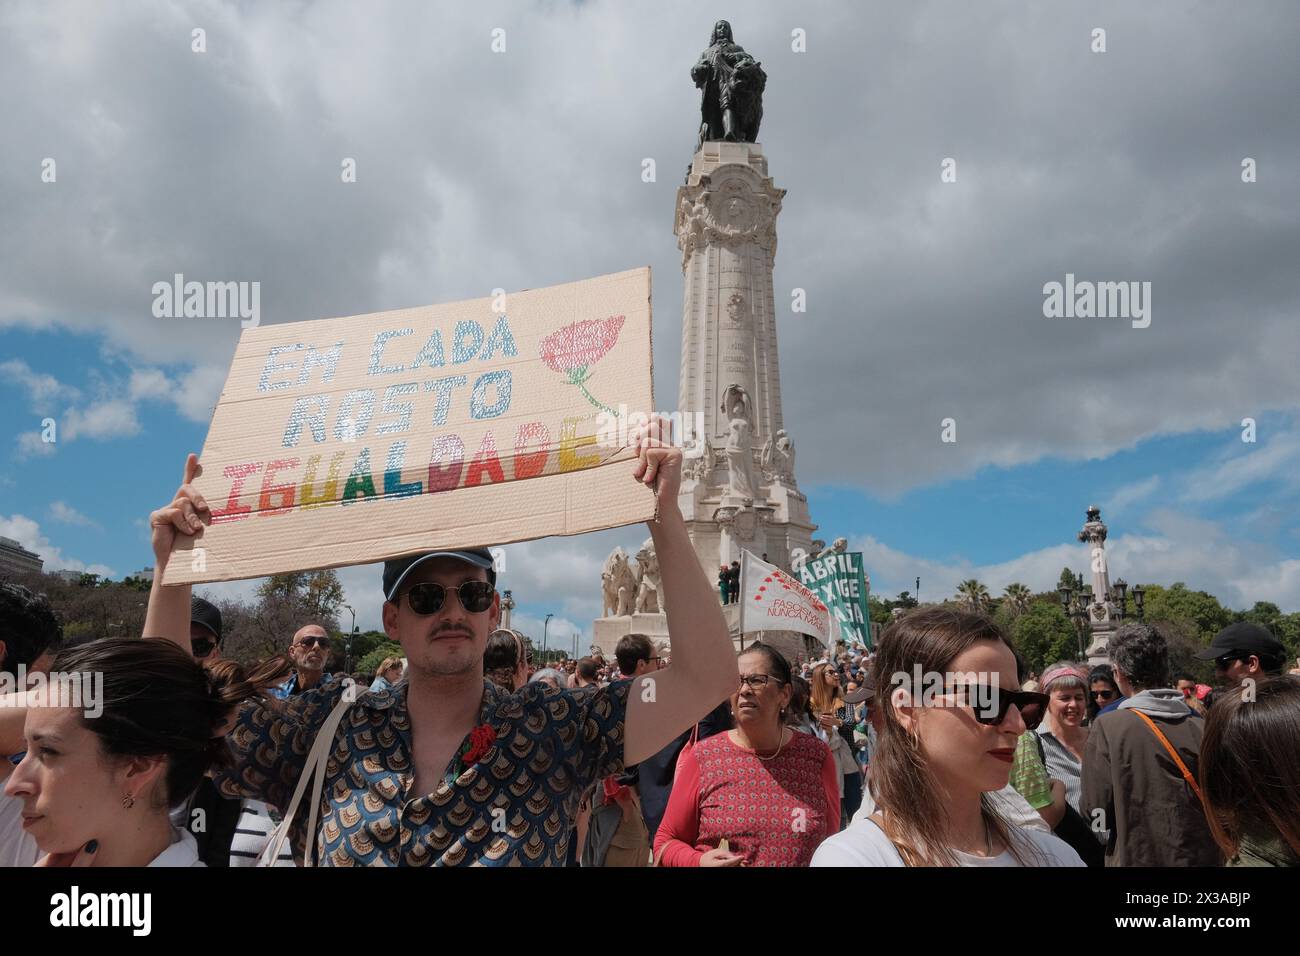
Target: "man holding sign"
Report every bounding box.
[136,414,736,866]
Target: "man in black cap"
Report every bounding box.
[138,419,738,866]
[189,595,224,665]
[1195,621,1287,689]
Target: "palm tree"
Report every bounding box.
[1003,582,1032,617]
[956,579,991,613]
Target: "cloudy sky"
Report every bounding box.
[2,0,1297,642]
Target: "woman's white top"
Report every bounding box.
[148,826,206,867]
[812,814,1084,867]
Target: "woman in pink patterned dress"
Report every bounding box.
[653,643,840,867]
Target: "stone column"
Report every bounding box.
[1078,506,1121,663]
[673,141,815,583]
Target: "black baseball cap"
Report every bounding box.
[382,548,497,602]
[190,596,223,642]
[1195,622,1285,662]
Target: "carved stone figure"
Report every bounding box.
[633,538,666,615]
[683,435,712,482]
[722,386,755,499]
[774,429,795,480]
[816,536,848,559]
[600,548,638,617]
[691,20,766,149]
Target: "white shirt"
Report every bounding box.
[812,814,1084,867]
[0,766,40,867]
[851,782,1050,834]
[148,826,206,867]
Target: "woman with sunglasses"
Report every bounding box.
[812,608,1083,866]
[810,662,861,827]
[1088,665,1125,721]
[654,643,840,867]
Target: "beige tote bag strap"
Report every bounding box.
[258,692,353,867]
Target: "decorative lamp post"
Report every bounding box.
[1132,584,1146,622]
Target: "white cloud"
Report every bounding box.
[1180,429,1300,503]
[0,514,115,577]
[49,500,101,530]
[1105,475,1161,516]
[1,3,1296,495]
[0,359,80,408]
[61,397,140,442]
[4,359,222,456]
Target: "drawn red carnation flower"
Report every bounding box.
[538,315,625,415]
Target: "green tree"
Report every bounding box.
[1136,583,1233,647]
[357,643,404,675]
[1056,567,1081,593]
[1002,583,1032,617]
[955,579,990,613]
[1010,601,1080,674]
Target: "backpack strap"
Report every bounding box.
[258,691,354,867]
[1131,709,1205,806]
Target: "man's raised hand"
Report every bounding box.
[149,453,210,573]
[630,413,683,509]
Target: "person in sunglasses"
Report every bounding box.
[1081,623,1222,866]
[189,596,224,665]
[269,625,333,699]
[812,608,1083,866]
[131,419,736,866]
[1087,664,1125,721]
[1194,621,1287,690]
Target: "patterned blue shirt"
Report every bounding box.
[215,675,629,866]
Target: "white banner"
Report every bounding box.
[738,550,837,649]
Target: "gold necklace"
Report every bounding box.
[739,727,787,761]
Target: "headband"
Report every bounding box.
[1040,664,1089,691]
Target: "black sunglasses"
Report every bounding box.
[946,685,1049,730]
[1092,689,1115,700]
[406,580,495,616]
[191,637,216,659]
[293,636,331,649]
[1215,653,1246,669]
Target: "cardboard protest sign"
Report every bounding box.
[738,550,835,649]
[161,268,656,585]
[797,551,871,648]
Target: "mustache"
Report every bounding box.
[432,624,475,638]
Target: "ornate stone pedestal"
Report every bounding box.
[593,612,671,661]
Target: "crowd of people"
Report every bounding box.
[1,421,1298,868]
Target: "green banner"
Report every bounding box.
[797,551,871,648]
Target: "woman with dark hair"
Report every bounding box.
[1200,675,1300,866]
[812,608,1082,867]
[1088,664,1124,721]
[3,637,287,866]
[483,629,529,693]
[654,642,840,866]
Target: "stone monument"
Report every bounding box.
[593,22,818,662]
[1078,505,1122,663]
